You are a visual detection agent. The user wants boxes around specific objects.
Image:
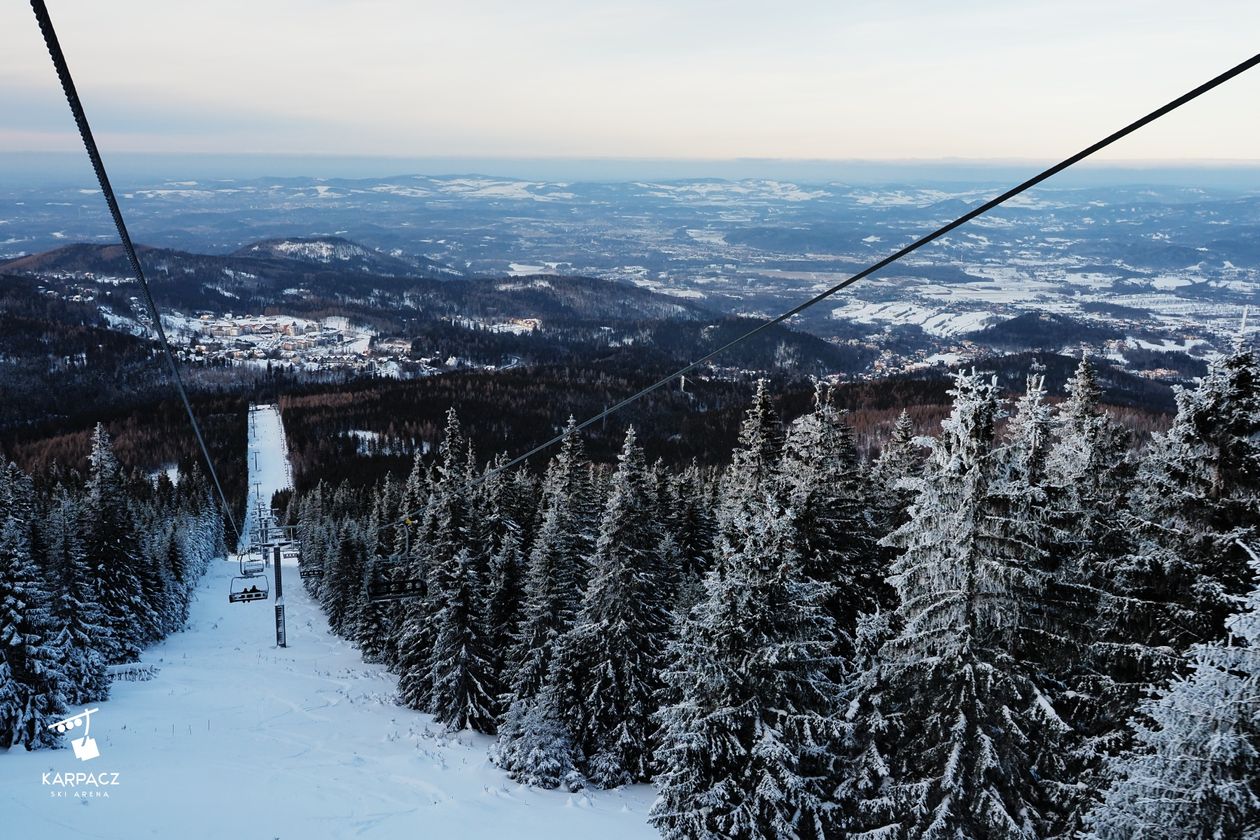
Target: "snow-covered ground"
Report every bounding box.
[0,405,655,840]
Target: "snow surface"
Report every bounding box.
[831,300,1000,337]
[0,405,654,839]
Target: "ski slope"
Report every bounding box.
[0,404,655,840]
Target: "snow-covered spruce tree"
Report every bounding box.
[1043,353,1145,816]
[376,452,431,672]
[875,370,1060,839]
[832,608,899,837]
[396,413,468,712]
[1126,338,1260,649]
[667,462,717,604]
[777,381,888,655]
[484,528,525,709]
[0,463,67,749]
[428,545,498,733]
[1085,545,1260,840]
[322,519,367,639]
[396,415,466,709]
[1003,369,1088,835]
[81,423,146,664]
[717,378,784,540]
[296,482,327,597]
[38,484,109,705]
[132,507,179,647]
[531,428,671,788]
[493,421,594,768]
[357,477,398,665]
[423,427,499,732]
[871,409,922,528]
[651,495,839,840]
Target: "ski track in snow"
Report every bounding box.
[0,404,655,840]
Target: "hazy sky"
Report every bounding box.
[4,1,1259,163]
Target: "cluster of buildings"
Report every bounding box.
[161,312,384,371]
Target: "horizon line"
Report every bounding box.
[5,150,1260,168]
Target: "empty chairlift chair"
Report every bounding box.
[364,519,423,603]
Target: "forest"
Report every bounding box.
[0,425,224,748]
[286,344,1259,839]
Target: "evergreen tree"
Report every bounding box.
[871,409,922,530]
[81,424,146,664]
[322,520,367,638]
[651,496,839,840]
[833,609,899,836]
[397,408,466,712]
[536,429,671,787]
[1086,545,1260,839]
[717,379,783,539]
[494,421,592,767]
[357,478,398,664]
[1044,354,1144,817]
[778,381,887,654]
[40,485,110,706]
[874,370,1058,839]
[0,463,67,749]
[1126,339,1260,648]
[428,546,497,732]
[484,529,525,711]
[669,462,716,596]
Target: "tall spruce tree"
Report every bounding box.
[82,424,146,664]
[40,485,110,705]
[1126,339,1260,649]
[533,428,671,787]
[0,464,67,749]
[717,379,783,540]
[1085,545,1260,839]
[428,546,497,732]
[484,529,525,715]
[874,370,1059,839]
[871,409,922,532]
[398,409,468,712]
[777,381,887,653]
[1044,354,1144,816]
[494,421,593,770]
[652,496,839,840]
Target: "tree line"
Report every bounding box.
[0,425,223,749]
[290,344,1258,839]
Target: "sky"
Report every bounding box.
[3,1,1260,170]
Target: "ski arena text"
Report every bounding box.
[42,771,122,798]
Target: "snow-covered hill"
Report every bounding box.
[0,405,654,840]
[232,236,459,278]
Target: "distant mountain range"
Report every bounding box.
[2,235,880,381]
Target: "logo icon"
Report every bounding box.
[48,708,100,761]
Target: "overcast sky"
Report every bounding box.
[4,1,1259,164]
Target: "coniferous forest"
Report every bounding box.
[0,425,223,749]
[285,344,1260,839]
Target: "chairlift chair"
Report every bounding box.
[238,550,265,577]
[365,557,425,603]
[364,518,423,603]
[229,575,269,603]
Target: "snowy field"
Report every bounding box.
[0,405,654,840]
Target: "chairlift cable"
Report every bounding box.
[380,48,1260,537]
[26,0,1257,542]
[30,0,242,541]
